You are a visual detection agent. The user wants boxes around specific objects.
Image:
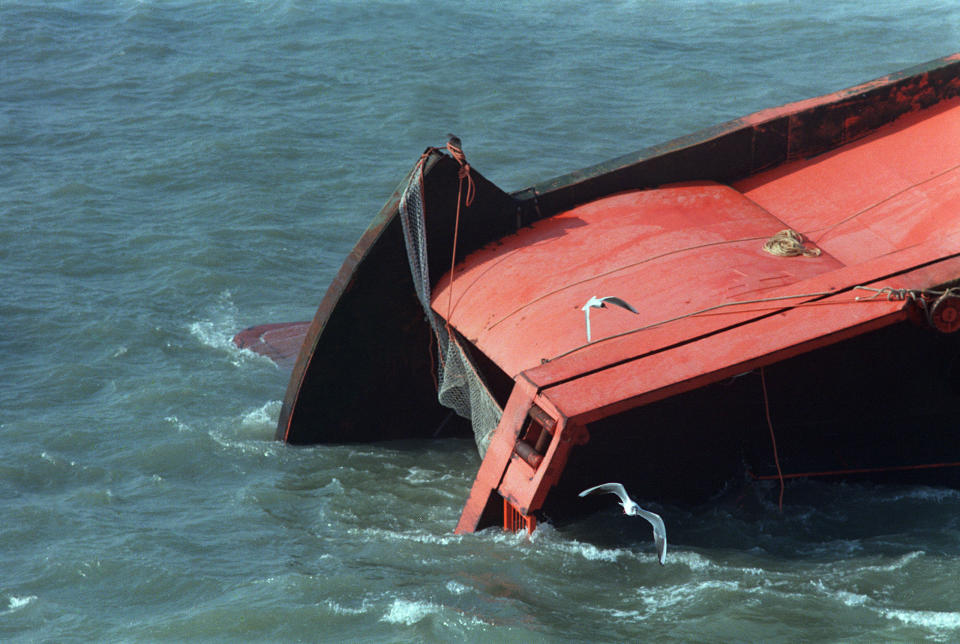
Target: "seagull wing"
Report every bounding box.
[599,296,639,314]
[635,508,668,565]
[580,296,605,311]
[580,483,668,565]
[579,482,632,506]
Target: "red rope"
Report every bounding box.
[760,367,785,512]
[751,460,960,481]
[445,139,475,207]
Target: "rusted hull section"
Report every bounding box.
[233,322,310,369]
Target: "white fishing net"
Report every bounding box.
[398,157,503,455]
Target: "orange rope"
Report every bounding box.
[760,367,785,511]
[444,137,474,321]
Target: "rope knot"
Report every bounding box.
[854,286,918,302]
[445,135,475,207]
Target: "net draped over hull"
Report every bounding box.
[398,158,503,455]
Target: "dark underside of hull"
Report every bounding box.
[277,154,518,445]
[542,319,960,522]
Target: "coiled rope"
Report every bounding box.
[762,229,821,257]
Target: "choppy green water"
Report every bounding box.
[3,1,960,641]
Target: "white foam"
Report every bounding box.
[208,431,279,457]
[403,467,454,485]
[324,599,370,616]
[673,550,712,570]
[602,607,646,621]
[809,580,870,608]
[40,451,76,467]
[564,541,630,563]
[882,608,960,633]
[322,478,344,494]
[596,580,746,622]
[188,290,274,367]
[859,550,924,573]
[6,596,37,612]
[834,589,870,608]
[237,400,282,438]
[884,487,960,503]
[189,319,236,353]
[445,581,469,595]
[534,525,633,562]
[550,536,701,566]
[637,580,742,612]
[381,598,440,625]
[353,526,462,547]
[164,415,191,432]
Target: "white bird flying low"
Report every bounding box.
[580,296,639,342]
[579,482,668,565]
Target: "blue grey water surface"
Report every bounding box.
[3,0,960,641]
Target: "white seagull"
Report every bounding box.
[580,296,638,342]
[579,482,668,565]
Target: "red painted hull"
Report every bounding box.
[239,54,960,533]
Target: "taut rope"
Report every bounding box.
[760,367,785,512]
[445,136,474,321]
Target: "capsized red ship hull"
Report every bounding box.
[239,54,960,533]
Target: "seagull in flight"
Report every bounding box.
[579,482,667,565]
[580,296,638,342]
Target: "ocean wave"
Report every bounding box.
[187,290,275,368]
[595,579,750,623]
[855,550,925,574]
[351,526,464,547]
[236,400,282,439]
[549,539,634,563]
[808,579,872,608]
[379,597,488,630]
[880,486,960,504]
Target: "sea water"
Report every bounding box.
[3,1,960,641]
